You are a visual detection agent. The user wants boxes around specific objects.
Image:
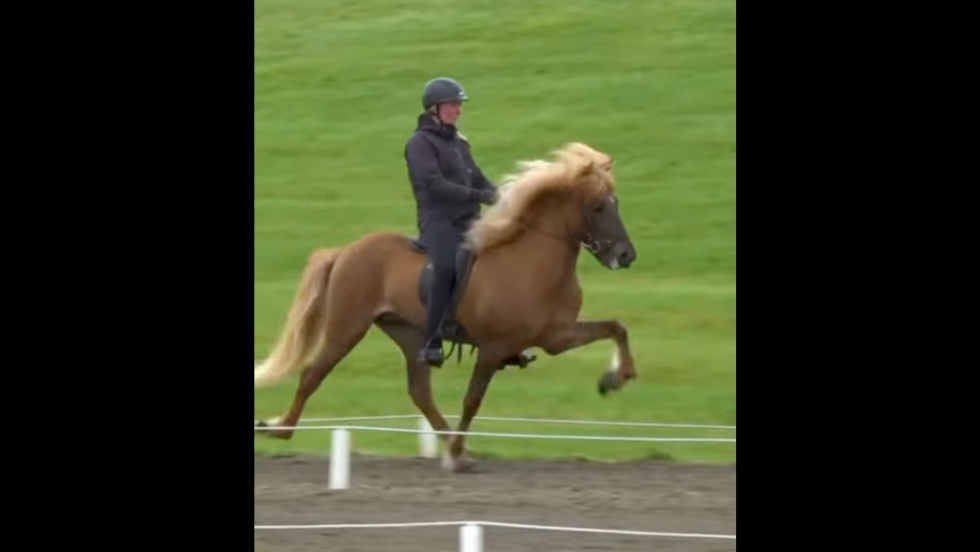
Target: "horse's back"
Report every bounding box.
[344,231,422,256]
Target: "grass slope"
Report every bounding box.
[254,0,736,463]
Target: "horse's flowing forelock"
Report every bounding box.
[465,142,615,252]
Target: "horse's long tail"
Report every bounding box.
[254,247,344,387]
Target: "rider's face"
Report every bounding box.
[437,101,462,125]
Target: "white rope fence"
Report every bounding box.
[299,414,737,430]
[266,414,735,460]
[256,423,736,441]
[254,417,735,489]
[254,520,736,551]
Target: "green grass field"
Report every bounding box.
[254,0,736,463]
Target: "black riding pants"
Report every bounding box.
[420,220,464,346]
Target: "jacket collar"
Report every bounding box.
[416,112,458,139]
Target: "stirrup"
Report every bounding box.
[503,350,538,369]
[417,341,445,367]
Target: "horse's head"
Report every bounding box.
[580,186,636,270]
[568,146,636,270]
[465,142,637,270]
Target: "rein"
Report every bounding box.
[518,208,604,254]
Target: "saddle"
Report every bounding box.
[408,236,536,369]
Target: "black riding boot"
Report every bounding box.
[417,221,463,367]
[418,267,455,367]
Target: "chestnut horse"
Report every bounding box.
[254,142,638,471]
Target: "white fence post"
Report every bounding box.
[459,523,483,552]
[329,428,351,490]
[418,416,438,458]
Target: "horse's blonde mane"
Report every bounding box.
[465,142,615,252]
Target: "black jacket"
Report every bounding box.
[405,113,497,234]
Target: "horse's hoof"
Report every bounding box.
[256,417,293,439]
[441,452,458,472]
[441,450,476,472]
[454,452,477,472]
[598,371,621,396]
[255,416,280,432]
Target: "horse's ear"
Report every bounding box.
[581,161,597,175]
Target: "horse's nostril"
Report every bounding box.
[617,248,635,267]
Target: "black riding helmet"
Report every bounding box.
[422,77,468,109]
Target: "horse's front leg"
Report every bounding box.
[540,320,636,395]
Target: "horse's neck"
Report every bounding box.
[501,227,581,289]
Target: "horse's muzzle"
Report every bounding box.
[610,242,636,269]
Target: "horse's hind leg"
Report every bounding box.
[446,349,506,472]
[375,318,455,458]
[263,315,374,440]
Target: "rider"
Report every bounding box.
[404,77,499,367]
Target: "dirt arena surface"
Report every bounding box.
[255,453,736,552]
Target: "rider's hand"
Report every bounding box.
[476,189,498,205]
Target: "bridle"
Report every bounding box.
[519,202,609,255]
